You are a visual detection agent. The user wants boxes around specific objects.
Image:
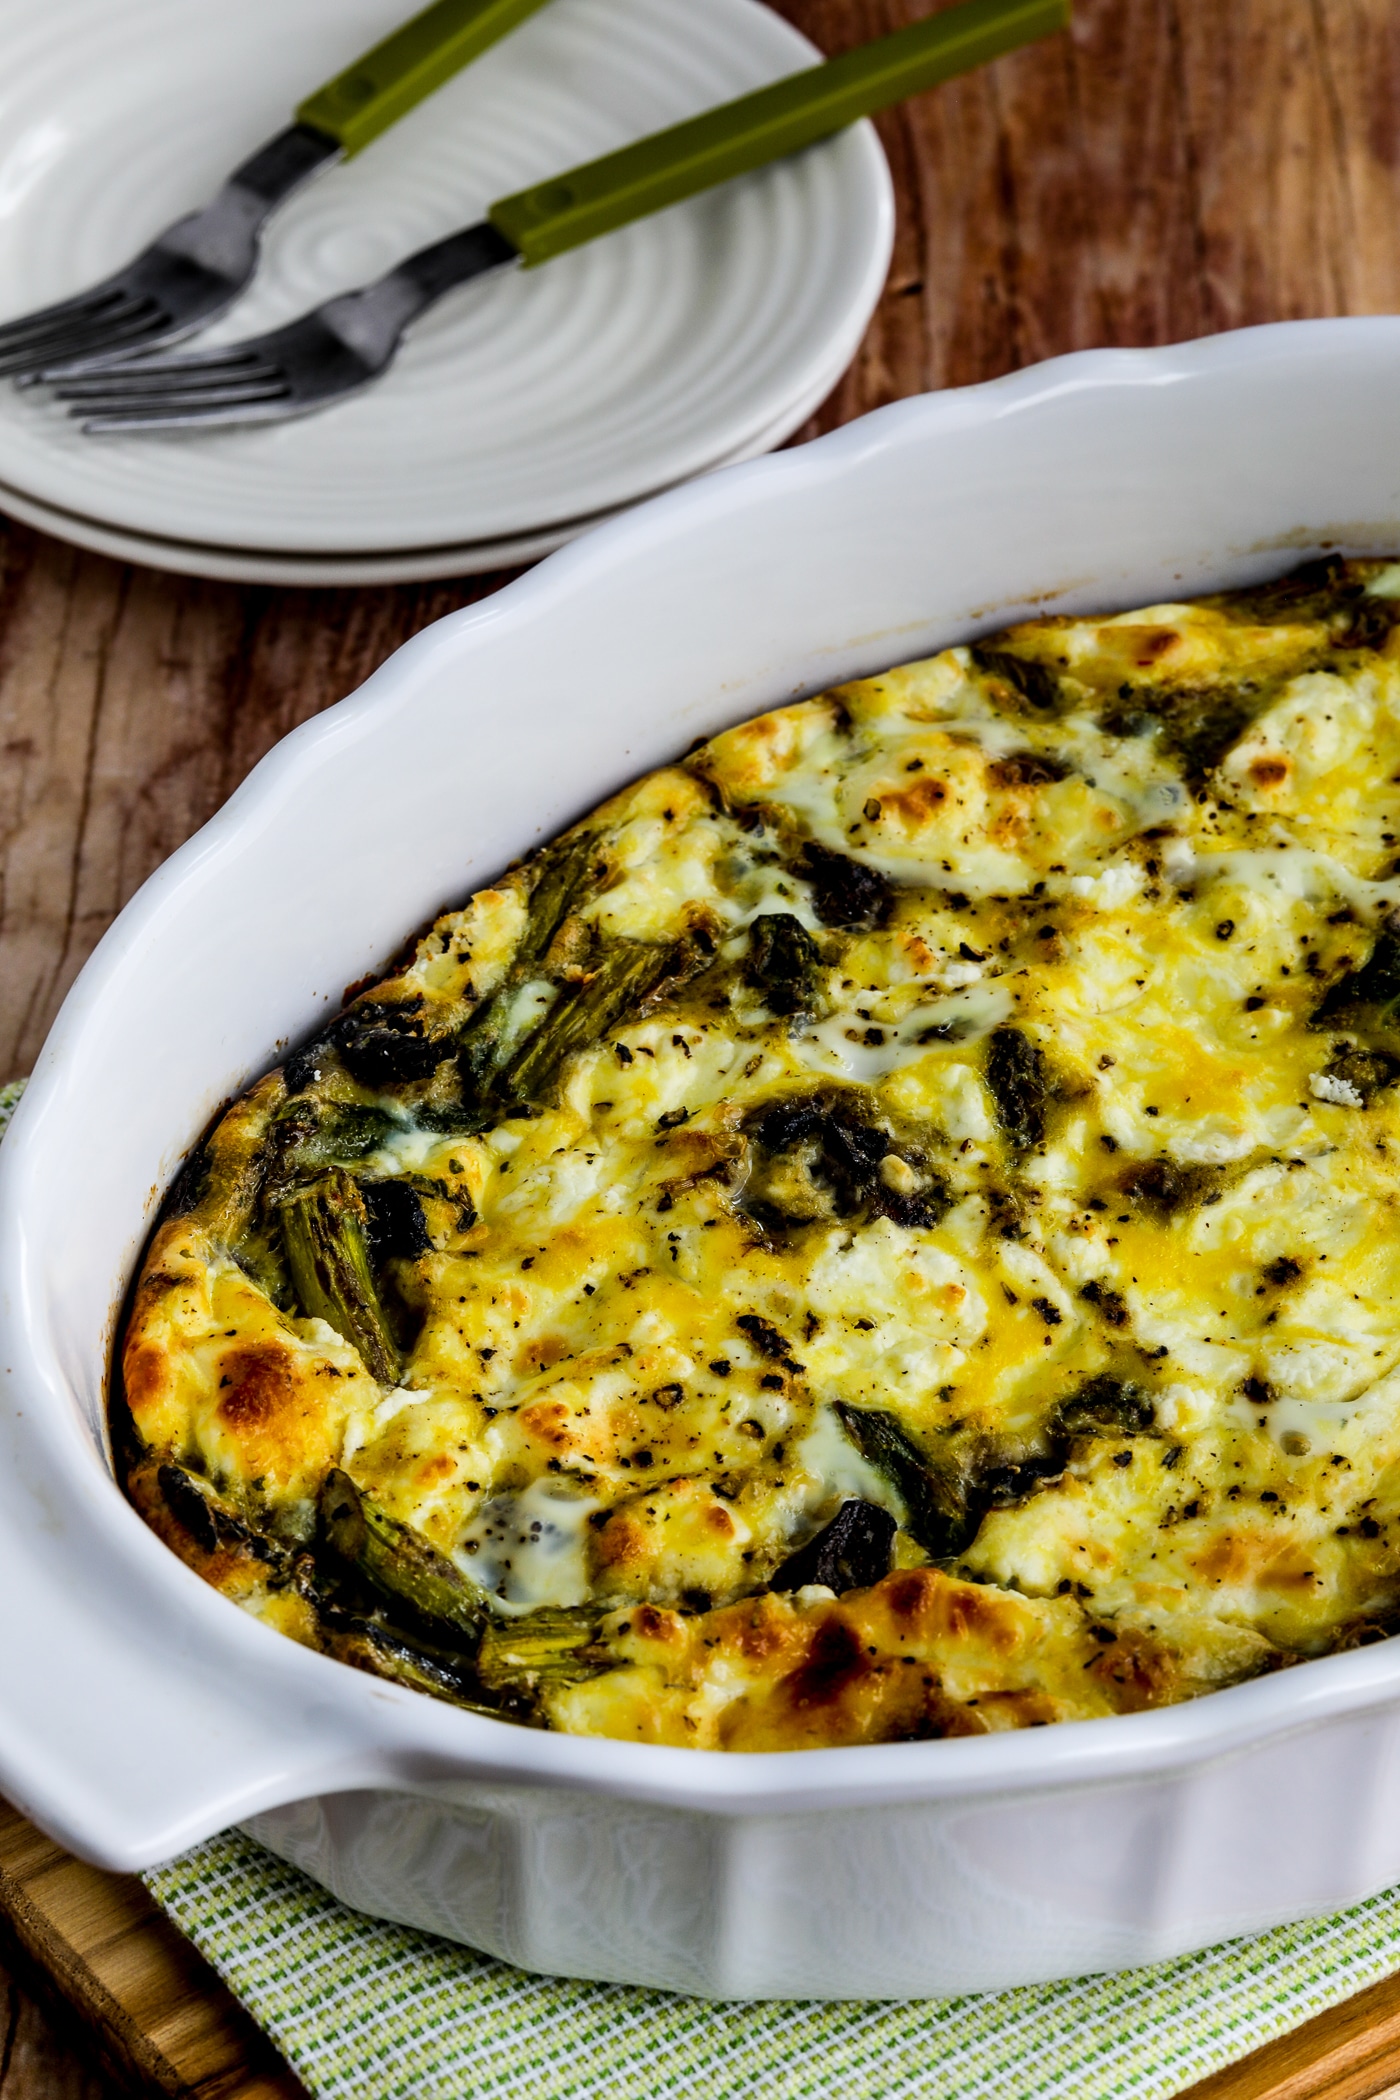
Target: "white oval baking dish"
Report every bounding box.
[5,318,1400,1999]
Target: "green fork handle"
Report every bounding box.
[297,0,553,157]
[490,0,1068,266]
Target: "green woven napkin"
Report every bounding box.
[2,1076,1392,2099]
[145,1829,1400,2100]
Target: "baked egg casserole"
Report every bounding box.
[118,558,1400,1749]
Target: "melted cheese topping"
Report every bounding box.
[121,559,1400,1748]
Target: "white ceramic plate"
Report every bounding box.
[0,310,859,583]
[0,0,892,557]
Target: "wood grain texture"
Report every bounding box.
[0,539,518,1079]
[0,1801,302,2100]
[1185,1968,1400,2100]
[1,0,1399,2091]
[0,1961,115,2100]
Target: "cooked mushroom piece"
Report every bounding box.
[770,1499,897,1594]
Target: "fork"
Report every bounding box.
[52,0,1068,435]
[0,0,552,382]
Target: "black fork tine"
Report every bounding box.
[0,127,341,383]
[62,378,289,418]
[58,210,513,435]
[79,391,294,432]
[4,303,168,382]
[40,339,275,387]
[3,287,153,334]
[61,392,288,422]
[0,294,157,359]
[35,344,272,394]
[78,345,271,374]
[0,285,128,351]
[55,360,283,402]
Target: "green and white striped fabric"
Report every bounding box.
[145,1826,1400,2100]
[1,1077,1392,2099]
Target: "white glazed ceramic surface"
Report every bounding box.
[6,320,1400,1998]
[0,0,892,557]
[0,319,861,584]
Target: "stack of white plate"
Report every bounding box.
[0,0,893,584]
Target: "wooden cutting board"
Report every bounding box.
[0,1800,303,2099]
[0,1791,1398,2100]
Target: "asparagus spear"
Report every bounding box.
[501,940,673,1104]
[457,831,601,1102]
[150,1459,295,1564]
[278,1171,398,1383]
[459,826,720,1114]
[264,1099,395,1199]
[476,1607,607,1693]
[319,1467,487,1645]
[457,988,521,1101]
[836,1376,1160,1566]
[515,831,601,971]
[322,1614,498,1712]
[833,1402,977,1556]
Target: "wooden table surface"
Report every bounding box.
[1,0,1398,2090]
